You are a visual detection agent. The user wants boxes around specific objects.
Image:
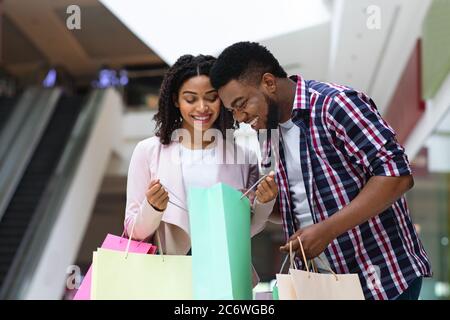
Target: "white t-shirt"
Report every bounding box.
[279,118,331,272]
[180,144,219,192]
[279,119,311,226]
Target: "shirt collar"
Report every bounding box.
[279,118,294,130]
[290,75,310,112]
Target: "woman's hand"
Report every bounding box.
[255,171,278,204]
[146,179,169,212]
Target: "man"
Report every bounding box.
[209,42,431,300]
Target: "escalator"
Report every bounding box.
[0,96,18,132]
[0,93,85,296]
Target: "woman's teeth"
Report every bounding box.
[192,115,211,122]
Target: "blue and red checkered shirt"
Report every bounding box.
[267,75,432,300]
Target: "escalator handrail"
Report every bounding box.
[0,88,62,223]
[0,88,38,161]
[0,89,107,299]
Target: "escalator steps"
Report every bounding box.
[0,95,84,287]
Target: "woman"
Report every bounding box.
[124,54,277,259]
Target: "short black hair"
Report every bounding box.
[210,41,287,89]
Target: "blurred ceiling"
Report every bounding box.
[1,0,433,115]
[98,0,432,113]
[1,0,165,81]
[100,0,333,66]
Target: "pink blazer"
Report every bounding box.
[125,136,275,256]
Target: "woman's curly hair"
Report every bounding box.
[154,54,235,145]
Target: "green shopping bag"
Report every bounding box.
[187,183,252,300]
[91,248,193,300]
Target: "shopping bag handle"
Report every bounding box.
[155,230,165,261]
[124,216,138,259]
[278,254,289,274]
[120,218,131,239]
[275,240,296,277]
[120,217,147,245]
[296,236,338,280]
[296,236,309,273]
[123,216,166,262]
[289,240,298,271]
[278,239,312,274]
[160,182,187,212]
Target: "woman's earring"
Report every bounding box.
[233,119,238,129]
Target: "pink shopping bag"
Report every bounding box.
[73,233,156,300]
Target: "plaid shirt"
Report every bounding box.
[268,75,432,300]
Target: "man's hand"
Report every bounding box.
[279,221,334,259]
[240,189,256,204]
[255,171,278,203]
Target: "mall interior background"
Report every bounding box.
[0,0,449,299]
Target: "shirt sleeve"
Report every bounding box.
[325,90,412,177]
[125,141,164,240]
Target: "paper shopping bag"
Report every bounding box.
[290,268,365,300]
[274,245,298,300]
[275,274,297,300]
[73,234,156,300]
[91,248,193,300]
[187,183,252,300]
[289,237,365,300]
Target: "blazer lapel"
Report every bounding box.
[157,142,190,236]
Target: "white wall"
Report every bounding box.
[406,72,450,166]
[105,109,157,176]
[328,0,432,114]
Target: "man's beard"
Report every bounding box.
[258,95,280,165]
[265,95,280,130]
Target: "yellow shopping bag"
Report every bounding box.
[91,248,192,300]
[91,228,193,300]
